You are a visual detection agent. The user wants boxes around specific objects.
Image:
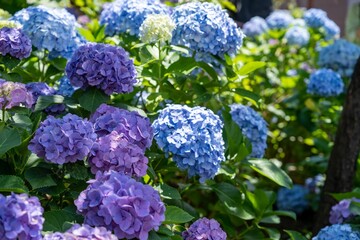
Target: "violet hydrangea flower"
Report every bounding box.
[0,193,44,240]
[75,171,166,240]
[66,43,137,95]
[0,27,31,59]
[28,113,97,164]
[89,131,148,177]
[307,68,344,97]
[152,104,226,182]
[0,79,34,109]
[90,104,153,151]
[313,224,360,240]
[329,198,360,224]
[182,218,227,240]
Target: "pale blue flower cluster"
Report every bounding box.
[100,0,169,36]
[303,8,327,28]
[230,104,268,158]
[12,6,85,59]
[242,16,268,38]
[305,174,325,194]
[171,2,244,59]
[318,39,360,77]
[277,185,309,214]
[284,26,310,46]
[266,10,294,29]
[152,104,225,182]
[307,69,344,97]
[323,19,340,40]
[313,224,360,240]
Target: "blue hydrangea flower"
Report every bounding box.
[323,19,340,40]
[152,104,225,182]
[307,69,344,97]
[0,80,34,109]
[56,76,77,97]
[75,171,166,240]
[242,16,268,38]
[329,198,360,224]
[284,26,310,46]
[266,10,294,29]
[11,6,85,59]
[0,27,31,59]
[182,218,227,240]
[318,39,360,77]
[66,43,137,96]
[303,8,327,28]
[28,113,97,164]
[305,174,325,194]
[313,224,360,240]
[229,104,268,158]
[100,0,169,36]
[0,193,44,240]
[171,2,244,59]
[291,18,306,27]
[277,185,309,214]
[90,104,153,151]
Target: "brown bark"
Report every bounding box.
[313,57,360,234]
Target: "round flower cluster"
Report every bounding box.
[152,104,225,182]
[313,224,360,240]
[323,19,340,40]
[139,14,175,43]
[277,185,309,214]
[43,224,118,240]
[171,2,244,58]
[307,69,344,97]
[303,8,327,28]
[0,27,31,59]
[66,43,137,96]
[11,6,85,59]
[242,16,268,38]
[100,0,169,36]
[90,104,153,151]
[318,39,360,77]
[305,174,325,194]
[0,193,44,240]
[284,26,310,46]
[229,104,268,158]
[75,171,166,240]
[329,198,360,224]
[56,76,77,97]
[266,10,294,29]
[89,131,148,177]
[28,113,97,164]
[0,79,34,109]
[291,18,306,27]
[182,218,227,240]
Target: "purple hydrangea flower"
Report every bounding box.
[0,79,34,109]
[43,232,66,240]
[313,224,360,240]
[0,27,32,59]
[329,198,360,224]
[89,131,148,177]
[182,218,227,240]
[152,104,225,182]
[65,43,137,95]
[28,113,97,164]
[90,104,153,151]
[0,193,44,240]
[75,171,166,240]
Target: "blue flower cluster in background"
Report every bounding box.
[303,8,328,28]
[75,171,165,240]
[266,10,294,29]
[100,0,169,37]
[277,185,309,214]
[318,39,360,77]
[323,19,340,40]
[313,224,360,240]
[11,6,85,59]
[56,76,77,97]
[230,104,268,158]
[242,16,268,38]
[0,193,44,240]
[152,104,225,182]
[307,68,344,97]
[305,174,325,194]
[182,218,227,240]
[43,224,117,240]
[66,43,137,96]
[171,2,243,59]
[0,27,31,59]
[284,26,310,46]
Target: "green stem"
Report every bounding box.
[158,41,162,83]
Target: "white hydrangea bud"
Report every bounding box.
[139,14,175,43]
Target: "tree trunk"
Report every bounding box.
[313,57,360,234]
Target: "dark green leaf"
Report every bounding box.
[264,210,296,220]
[263,228,280,240]
[284,230,307,240]
[1,55,21,70]
[34,95,64,112]
[164,206,194,224]
[0,127,21,156]
[78,87,110,112]
[237,61,266,75]
[24,167,57,190]
[148,231,162,240]
[11,113,32,129]
[43,210,80,232]
[0,175,28,193]
[158,184,181,200]
[331,188,360,201]
[166,56,197,74]
[233,88,261,107]
[350,201,360,215]
[197,62,218,81]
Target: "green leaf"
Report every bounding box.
[233,88,261,107]
[24,167,57,190]
[237,61,266,76]
[78,87,110,112]
[284,230,307,240]
[164,206,194,224]
[350,201,360,215]
[0,175,28,193]
[157,183,181,200]
[263,228,280,240]
[212,183,244,209]
[166,56,197,74]
[148,231,162,240]
[78,27,96,42]
[43,210,81,232]
[11,113,32,129]
[197,61,218,81]
[1,55,21,70]
[0,127,21,156]
[34,95,64,112]
[331,188,360,201]
[264,210,296,220]
[248,159,293,188]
